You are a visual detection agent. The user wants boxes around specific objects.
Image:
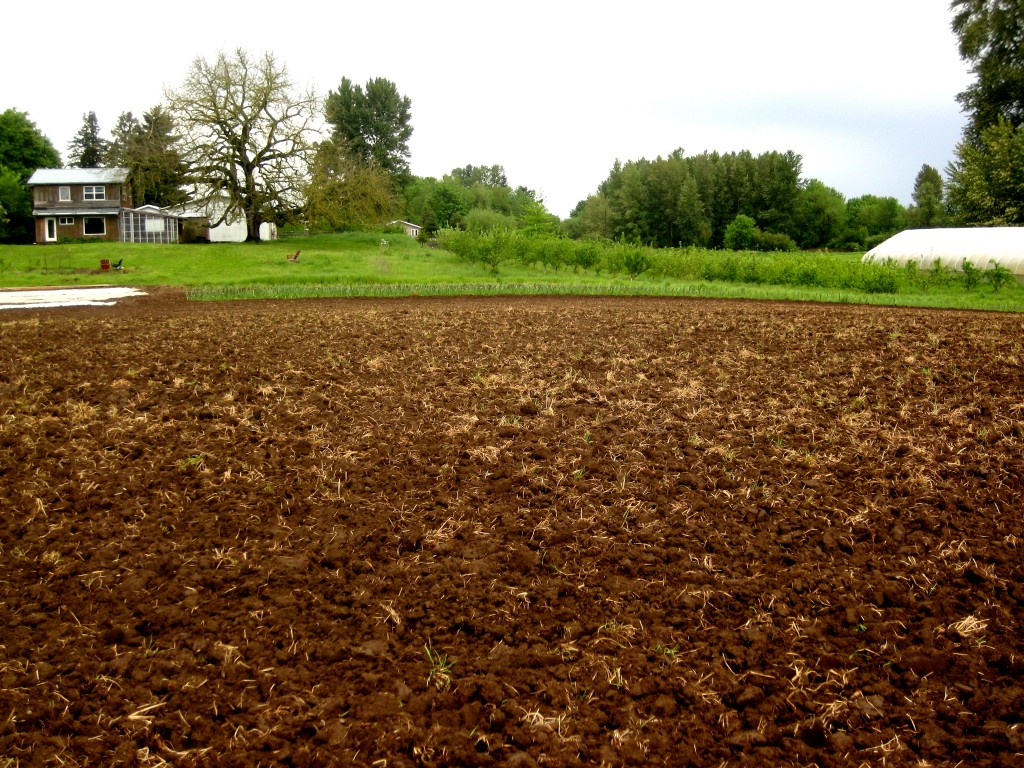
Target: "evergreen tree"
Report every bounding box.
[67,111,108,167]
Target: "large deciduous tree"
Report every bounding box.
[842,195,906,248]
[0,108,61,243]
[325,77,412,182]
[791,179,846,248]
[951,0,1024,141]
[166,49,318,241]
[947,118,1024,224]
[947,1,1024,224]
[67,111,108,168]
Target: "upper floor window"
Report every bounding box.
[83,185,105,201]
[59,186,71,201]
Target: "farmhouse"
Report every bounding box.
[864,227,1024,277]
[27,169,280,244]
[27,167,133,243]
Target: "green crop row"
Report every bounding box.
[435,229,1019,297]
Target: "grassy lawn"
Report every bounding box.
[1,232,1022,311]
[0,233,457,288]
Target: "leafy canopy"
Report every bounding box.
[0,108,61,176]
[325,77,413,181]
[952,0,1024,141]
[948,1,1024,224]
[947,117,1024,224]
[0,109,61,243]
[304,139,399,231]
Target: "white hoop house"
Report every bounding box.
[863,227,1024,276]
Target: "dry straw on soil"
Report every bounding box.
[1,292,1022,766]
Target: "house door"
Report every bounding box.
[44,217,57,242]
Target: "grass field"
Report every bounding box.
[1,231,1022,311]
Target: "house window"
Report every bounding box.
[83,217,106,236]
[83,186,105,201]
[59,186,71,202]
[58,216,74,226]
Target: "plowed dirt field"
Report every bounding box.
[1,292,1022,767]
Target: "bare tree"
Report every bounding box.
[166,49,319,241]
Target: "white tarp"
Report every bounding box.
[0,287,147,310]
[864,227,1024,275]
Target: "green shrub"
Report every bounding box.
[859,262,900,293]
[753,230,798,252]
[723,215,757,251]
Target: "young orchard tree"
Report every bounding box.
[67,111,108,168]
[166,49,318,241]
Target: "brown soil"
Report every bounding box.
[1,293,1022,767]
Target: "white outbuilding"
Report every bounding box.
[863,227,1024,276]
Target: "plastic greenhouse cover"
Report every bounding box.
[863,228,1024,274]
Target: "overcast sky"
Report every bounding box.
[4,0,971,218]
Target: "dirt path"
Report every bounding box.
[1,296,1022,766]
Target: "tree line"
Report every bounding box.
[563,149,940,251]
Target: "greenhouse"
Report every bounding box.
[863,227,1024,276]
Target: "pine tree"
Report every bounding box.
[67,111,108,168]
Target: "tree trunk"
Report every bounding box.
[245,208,262,242]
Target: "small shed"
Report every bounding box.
[388,220,423,238]
[863,227,1024,276]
